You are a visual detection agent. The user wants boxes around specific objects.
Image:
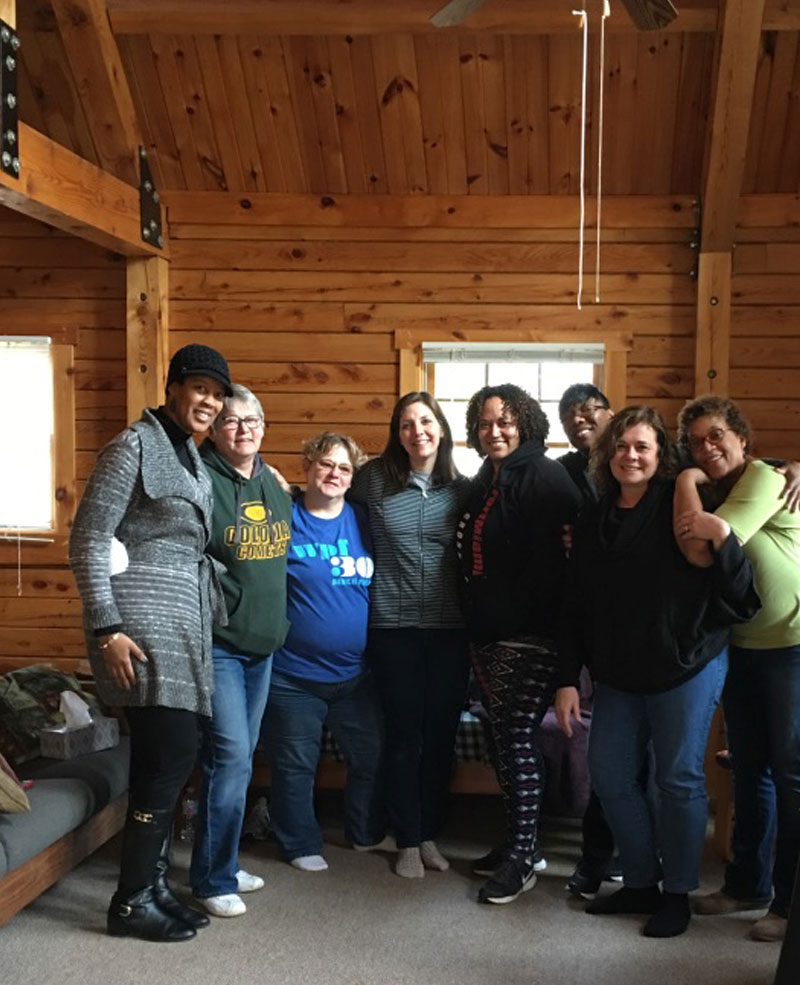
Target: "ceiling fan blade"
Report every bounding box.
[619,0,679,31]
[430,0,492,29]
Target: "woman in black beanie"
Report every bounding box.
[70,344,232,942]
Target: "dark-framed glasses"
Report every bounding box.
[219,414,265,431]
[687,426,731,452]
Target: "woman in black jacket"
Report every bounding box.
[457,384,582,904]
[555,406,759,938]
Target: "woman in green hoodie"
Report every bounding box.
[190,384,291,918]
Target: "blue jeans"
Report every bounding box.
[261,669,385,860]
[722,644,800,917]
[588,650,727,894]
[190,644,273,898]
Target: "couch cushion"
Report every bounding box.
[21,738,129,811]
[0,778,95,871]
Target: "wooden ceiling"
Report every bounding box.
[13,1,800,197]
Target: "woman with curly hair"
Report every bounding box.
[675,395,800,943]
[456,383,582,904]
[556,406,759,938]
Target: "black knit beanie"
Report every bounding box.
[166,344,233,397]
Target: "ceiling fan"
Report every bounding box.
[430,0,679,32]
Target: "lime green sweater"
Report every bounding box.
[716,460,800,649]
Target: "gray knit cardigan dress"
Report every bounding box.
[69,409,226,716]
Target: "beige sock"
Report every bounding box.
[420,840,450,871]
[395,847,424,879]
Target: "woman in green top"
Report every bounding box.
[674,395,800,944]
[190,384,292,918]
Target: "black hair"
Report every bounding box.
[558,383,610,421]
[381,391,458,488]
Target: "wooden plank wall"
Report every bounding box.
[3,193,799,675]
[0,208,125,672]
[731,204,800,459]
[166,193,699,483]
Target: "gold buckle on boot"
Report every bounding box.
[132,810,154,823]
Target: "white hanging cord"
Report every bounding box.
[595,1,610,303]
[17,527,22,596]
[573,9,588,310]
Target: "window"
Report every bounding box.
[0,337,75,553]
[423,343,602,476]
[395,327,630,475]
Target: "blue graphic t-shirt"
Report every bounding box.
[274,499,374,683]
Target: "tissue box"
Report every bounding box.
[40,717,119,759]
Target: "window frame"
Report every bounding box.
[394,327,632,412]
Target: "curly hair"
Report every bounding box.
[302,431,368,471]
[381,391,458,488]
[465,383,550,455]
[590,405,674,493]
[677,395,753,456]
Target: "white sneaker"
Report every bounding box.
[197,893,246,918]
[235,869,265,892]
[290,854,329,872]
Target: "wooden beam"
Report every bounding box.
[163,192,697,229]
[0,123,163,256]
[701,0,767,253]
[694,251,731,395]
[51,0,143,187]
[127,255,169,420]
[0,2,14,29]
[106,0,719,34]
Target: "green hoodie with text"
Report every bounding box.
[200,441,291,656]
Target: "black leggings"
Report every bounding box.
[117,707,201,894]
[368,628,469,848]
[126,706,201,810]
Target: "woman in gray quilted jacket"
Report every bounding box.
[69,344,231,943]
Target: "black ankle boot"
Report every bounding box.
[107,886,196,941]
[153,832,209,929]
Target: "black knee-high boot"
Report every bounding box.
[153,824,209,928]
[108,806,196,942]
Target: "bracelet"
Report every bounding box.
[98,632,121,651]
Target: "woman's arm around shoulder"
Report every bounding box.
[673,469,721,567]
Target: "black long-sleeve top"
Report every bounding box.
[456,439,582,645]
[557,477,761,694]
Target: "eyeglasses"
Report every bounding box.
[566,401,607,420]
[218,415,265,431]
[687,427,732,453]
[315,458,353,477]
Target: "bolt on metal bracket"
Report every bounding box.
[139,147,163,248]
[0,20,20,180]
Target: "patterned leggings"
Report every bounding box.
[472,636,557,860]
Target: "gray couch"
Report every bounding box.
[0,739,129,926]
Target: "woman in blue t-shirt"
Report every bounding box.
[262,432,390,871]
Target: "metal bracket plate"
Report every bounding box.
[0,20,20,179]
[139,147,163,248]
